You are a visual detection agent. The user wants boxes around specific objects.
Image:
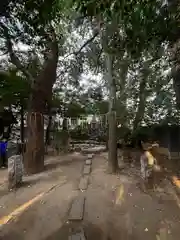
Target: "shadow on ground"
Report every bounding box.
[43,221,133,240]
[43,221,141,240]
[0,153,84,199]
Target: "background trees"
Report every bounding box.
[0,0,180,174]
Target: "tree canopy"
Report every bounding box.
[0,0,180,173]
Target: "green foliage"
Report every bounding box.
[0,0,179,134]
[73,0,180,61]
[69,127,89,140]
[52,88,86,117]
[74,0,163,55]
[66,102,86,117]
[0,0,70,44]
[0,69,29,107]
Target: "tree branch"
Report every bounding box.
[0,22,33,81]
[74,31,99,55]
[64,31,99,59]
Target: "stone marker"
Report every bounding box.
[8,155,23,190]
[83,165,91,175]
[68,196,85,221]
[85,159,92,165]
[79,176,89,190]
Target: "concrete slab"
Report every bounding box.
[87,154,94,159]
[79,176,89,190]
[85,159,92,165]
[69,228,86,240]
[79,228,86,240]
[68,196,85,221]
[69,233,81,240]
[82,146,106,154]
[83,165,91,175]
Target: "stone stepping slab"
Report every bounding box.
[69,228,86,240]
[83,165,91,175]
[85,159,92,165]
[87,154,94,159]
[81,146,106,154]
[68,196,85,221]
[79,176,89,190]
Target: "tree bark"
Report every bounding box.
[108,111,117,172]
[106,53,118,173]
[133,59,154,130]
[2,24,59,174]
[24,112,44,174]
[25,28,58,174]
[117,59,129,126]
[45,114,52,146]
[61,118,69,153]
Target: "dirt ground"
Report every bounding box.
[0,151,180,240]
[0,152,85,239]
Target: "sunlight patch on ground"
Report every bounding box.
[0,192,44,227]
[171,191,180,208]
[115,184,124,205]
[0,179,67,228]
[172,176,180,188]
[156,228,168,240]
[168,179,180,209]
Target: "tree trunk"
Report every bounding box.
[133,60,153,131]
[45,114,52,146]
[25,28,59,174]
[117,59,129,126]
[61,118,69,153]
[4,25,58,174]
[24,112,44,174]
[106,53,118,173]
[108,111,117,172]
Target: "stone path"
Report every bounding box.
[68,153,94,239]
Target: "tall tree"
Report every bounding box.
[0,0,66,173]
[105,53,118,172]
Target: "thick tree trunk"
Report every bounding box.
[4,25,58,174]
[24,112,44,174]
[25,28,58,174]
[108,111,118,172]
[106,53,118,173]
[133,60,154,131]
[117,59,129,126]
[25,94,45,174]
[133,57,159,130]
